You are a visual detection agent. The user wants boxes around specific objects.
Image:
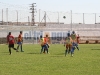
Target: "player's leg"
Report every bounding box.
[65,44,68,56]
[11,44,19,52]
[40,45,44,54]
[45,44,49,54]
[9,44,11,55]
[43,44,46,54]
[71,43,75,57]
[75,43,79,50]
[12,44,17,50]
[17,42,20,50]
[69,44,72,54]
[20,44,24,52]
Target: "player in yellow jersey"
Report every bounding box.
[64,33,73,56]
[39,35,45,54]
[70,31,79,56]
[71,31,79,50]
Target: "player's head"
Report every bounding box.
[67,33,70,37]
[40,35,42,38]
[72,31,75,34]
[46,34,48,37]
[20,31,22,34]
[9,32,11,35]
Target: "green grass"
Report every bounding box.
[0,44,100,75]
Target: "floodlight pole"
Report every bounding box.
[6,8,8,26]
[39,9,41,26]
[83,13,85,24]
[58,12,59,24]
[16,10,18,25]
[71,10,72,31]
[2,9,3,25]
[95,13,96,24]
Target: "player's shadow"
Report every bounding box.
[91,49,100,50]
[50,55,64,57]
[27,53,40,54]
[55,53,65,55]
[50,53,64,57]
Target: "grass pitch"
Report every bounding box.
[0,44,100,75]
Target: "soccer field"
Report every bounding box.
[0,44,100,75]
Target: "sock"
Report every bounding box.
[76,46,79,50]
[9,48,11,54]
[17,45,19,50]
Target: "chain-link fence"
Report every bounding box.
[1,9,100,24]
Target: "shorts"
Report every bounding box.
[72,42,78,47]
[17,42,22,44]
[44,44,49,50]
[9,44,14,48]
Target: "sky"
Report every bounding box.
[0,0,100,24]
[0,0,100,13]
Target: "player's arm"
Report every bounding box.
[70,37,73,43]
[6,36,9,44]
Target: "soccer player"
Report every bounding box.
[17,31,24,52]
[39,35,45,54]
[43,35,50,54]
[64,33,73,56]
[7,32,18,55]
[70,31,79,56]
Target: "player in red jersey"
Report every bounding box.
[43,35,50,54]
[7,32,18,55]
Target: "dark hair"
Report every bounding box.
[72,31,75,34]
[46,35,48,37]
[67,33,70,37]
[40,35,42,38]
[9,32,11,35]
[20,31,22,34]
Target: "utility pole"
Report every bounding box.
[28,16,30,26]
[30,3,36,26]
[95,13,96,24]
[6,8,8,25]
[44,11,46,26]
[58,12,59,24]
[16,10,18,25]
[71,10,72,31]
[2,9,3,25]
[83,13,84,24]
[39,9,41,26]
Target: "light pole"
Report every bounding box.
[71,10,72,31]
[2,9,3,25]
[95,13,96,24]
[6,8,8,25]
[83,13,85,24]
[16,10,18,25]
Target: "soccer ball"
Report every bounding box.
[63,16,66,19]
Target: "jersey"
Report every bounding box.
[7,35,15,44]
[40,38,44,45]
[18,34,22,42]
[66,37,72,44]
[71,33,77,42]
[44,37,49,44]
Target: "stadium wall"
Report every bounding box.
[0,24,100,44]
